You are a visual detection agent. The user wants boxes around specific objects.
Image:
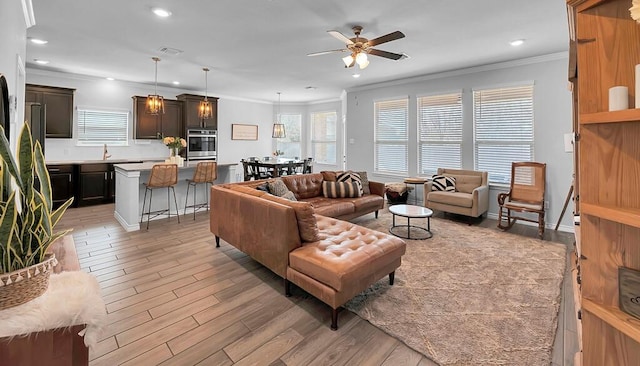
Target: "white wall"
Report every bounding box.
[26,69,274,165]
[345,54,575,231]
[0,0,28,150]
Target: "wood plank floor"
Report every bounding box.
[57,204,575,366]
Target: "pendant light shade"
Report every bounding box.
[199,67,213,119]
[146,57,165,115]
[272,92,286,138]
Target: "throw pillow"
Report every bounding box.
[336,171,363,196]
[268,178,290,197]
[261,194,320,242]
[322,181,362,198]
[354,171,371,195]
[255,183,270,193]
[281,191,298,201]
[431,174,456,192]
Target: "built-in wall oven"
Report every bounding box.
[187,129,217,161]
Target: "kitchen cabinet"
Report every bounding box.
[78,163,113,206]
[176,94,218,130]
[47,164,76,209]
[25,84,74,138]
[132,96,183,139]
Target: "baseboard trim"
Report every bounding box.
[487,213,574,233]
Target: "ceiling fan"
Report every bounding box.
[308,26,406,69]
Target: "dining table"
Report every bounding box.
[252,158,304,178]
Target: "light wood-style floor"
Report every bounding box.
[57,204,576,366]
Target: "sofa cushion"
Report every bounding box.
[323,181,362,198]
[428,191,473,208]
[355,171,371,195]
[282,173,324,199]
[321,171,342,182]
[432,175,456,192]
[448,174,482,194]
[302,197,355,217]
[228,184,268,197]
[289,216,406,292]
[347,195,384,212]
[261,194,320,242]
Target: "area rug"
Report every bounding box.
[346,210,567,366]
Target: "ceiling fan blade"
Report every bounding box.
[368,48,406,60]
[307,49,348,57]
[328,30,355,45]
[367,31,405,47]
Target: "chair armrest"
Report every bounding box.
[472,185,490,217]
[369,181,385,197]
[423,182,433,206]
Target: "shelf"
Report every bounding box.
[583,299,640,344]
[580,203,640,229]
[580,109,640,125]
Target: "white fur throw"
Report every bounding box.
[0,271,106,349]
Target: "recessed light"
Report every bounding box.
[305,86,317,90]
[29,38,48,45]
[352,74,361,78]
[510,39,525,47]
[34,59,49,65]
[172,81,180,85]
[106,77,115,81]
[152,8,172,17]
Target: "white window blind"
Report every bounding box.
[276,114,302,158]
[311,111,337,164]
[77,109,128,146]
[417,92,462,175]
[375,98,408,175]
[473,85,534,184]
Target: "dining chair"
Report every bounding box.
[184,161,217,220]
[140,164,180,230]
[241,159,255,181]
[252,161,272,180]
[303,157,313,174]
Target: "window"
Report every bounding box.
[473,84,534,184]
[276,114,302,158]
[375,98,408,175]
[417,92,463,175]
[77,109,128,146]
[311,111,337,164]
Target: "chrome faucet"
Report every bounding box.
[102,144,112,160]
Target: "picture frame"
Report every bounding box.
[231,124,258,140]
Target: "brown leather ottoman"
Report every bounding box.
[286,215,406,330]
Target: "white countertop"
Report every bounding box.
[46,158,166,165]
[114,161,237,172]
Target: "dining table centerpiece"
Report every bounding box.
[0,124,73,310]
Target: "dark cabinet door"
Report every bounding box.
[202,100,218,130]
[161,100,183,137]
[47,165,75,209]
[108,167,116,202]
[26,84,74,138]
[78,164,109,206]
[176,94,218,131]
[133,97,160,139]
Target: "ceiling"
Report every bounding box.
[26,0,569,103]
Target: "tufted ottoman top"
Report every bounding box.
[288,216,406,292]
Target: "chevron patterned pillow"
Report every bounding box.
[336,171,363,196]
[431,175,456,192]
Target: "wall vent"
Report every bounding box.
[157,47,183,56]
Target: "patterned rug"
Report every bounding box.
[346,209,567,366]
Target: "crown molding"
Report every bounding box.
[21,0,36,28]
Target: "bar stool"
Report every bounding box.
[184,161,217,220]
[140,164,180,230]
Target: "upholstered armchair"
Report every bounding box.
[423,168,489,218]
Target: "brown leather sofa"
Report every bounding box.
[210,173,406,330]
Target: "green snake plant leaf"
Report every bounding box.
[0,126,23,190]
[17,123,34,199]
[0,191,17,272]
[33,142,52,211]
[50,197,73,228]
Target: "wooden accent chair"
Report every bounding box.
[497,162,547,239]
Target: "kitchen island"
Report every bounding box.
[113,161,237,231]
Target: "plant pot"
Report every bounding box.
[0,254,58,310]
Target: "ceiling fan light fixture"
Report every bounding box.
[145,57,165,115]
[199,67,213,119]
[357,58,370,69]
[342,55,354,67]
[355,52,368,64]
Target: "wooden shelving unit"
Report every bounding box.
[567,0,640,364]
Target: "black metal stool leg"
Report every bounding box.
[193,183,197,220]
[171,186,180,223]
[147,189,153,230]
[184,182,191,217]
[140,187,148,225]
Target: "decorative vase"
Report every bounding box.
[0,254,58,310]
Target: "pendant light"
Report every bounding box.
[145,57,165,115]
[272,92,286,138]
[199,67,213,119]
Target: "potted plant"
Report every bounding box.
[0,123,73,310]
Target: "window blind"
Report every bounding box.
[276,114,302,158]
[77,109,128,146]
[375,98,408,175]
[417,92,462,175]
[473,85,534,184]
[310,111,337,164]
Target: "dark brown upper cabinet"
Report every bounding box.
[132,96,183,139]
[176,94,218,130]
[25,84,74,138]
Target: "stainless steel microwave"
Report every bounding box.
[186,129,217,161]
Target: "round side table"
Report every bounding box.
[403,177,429,205]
